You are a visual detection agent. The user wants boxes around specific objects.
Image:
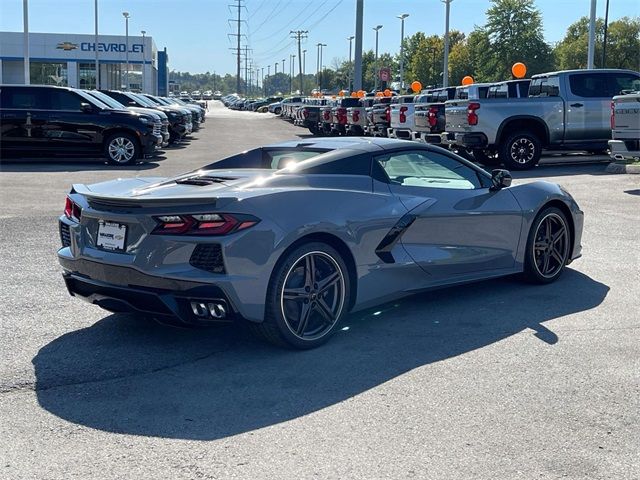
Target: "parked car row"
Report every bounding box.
[0,84,207,166]
[259,69,639,170]
[221,94,284,112]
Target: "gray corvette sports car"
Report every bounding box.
[58,137,583,348]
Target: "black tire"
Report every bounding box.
[522,207,571,284]
[104,132,140,166]
[250,242,351,349]
[499,131,542,170]
[472,149,501,166]
[274,107,282,115]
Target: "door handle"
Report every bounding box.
[570,103,584,108]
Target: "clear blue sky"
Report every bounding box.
[1,0,638,74]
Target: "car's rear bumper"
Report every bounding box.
[609,139,640,161]
[59,257,238,325]
[440,132,488,148]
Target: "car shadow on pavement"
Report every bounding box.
[509,161,612,179]
[32,268,608,441]
[0,158,164,172]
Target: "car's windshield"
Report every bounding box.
[88,90,126,109]
[127,93,156,107]
[75,89,110,109]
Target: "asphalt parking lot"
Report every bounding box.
[1,101,638,479]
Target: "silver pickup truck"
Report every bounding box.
[609,91,640,161]
[442,69,640,169]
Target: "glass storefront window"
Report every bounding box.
[79,63,97,90]
[30,62,67,86]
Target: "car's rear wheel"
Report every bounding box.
[251,242,350,349]
[105,133,139,165]
[523,207,571,283]
[500,131,542,170]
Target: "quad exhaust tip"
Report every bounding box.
[190,300,227,319]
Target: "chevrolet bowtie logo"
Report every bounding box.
[56,42,78,51]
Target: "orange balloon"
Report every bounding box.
[376,91,384,97]
[331,95,337,99]
[512,62,527,79]
[462,75,474,86]
[357,90,366,98]
[411,81,422,93]
[383,89,392,97]
[351,92,358,98]
[338,90,344,97]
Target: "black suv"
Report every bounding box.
[0,85,161,165]
[99,90,192,144]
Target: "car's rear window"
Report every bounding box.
[204,147,329,170]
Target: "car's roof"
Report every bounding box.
[265,137,417,152]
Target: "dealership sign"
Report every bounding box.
[79,42,144,53]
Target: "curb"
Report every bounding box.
[605,162,640,174]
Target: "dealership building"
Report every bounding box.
[0,31,170,95]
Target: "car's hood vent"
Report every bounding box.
[175,175,237,186]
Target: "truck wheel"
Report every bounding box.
[472,149,500,166]
[500,131,542,170]
[104,133,140,166]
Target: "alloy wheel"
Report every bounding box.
[510,137,536,164]
[108,137,135,163]
[280,251,346,340]
[533,213,569,278]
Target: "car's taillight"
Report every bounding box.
[467,102,480,126]
[428,106,438,127]
[152,213,259,236]
[64,196,81,221]
[399,106,408,123]
[610,100,615,129]
[385,106,391,123]
[337,107,347,124]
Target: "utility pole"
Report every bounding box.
[587,0,597,69]
[353,0,363,91]
[261,67,265,96]
[442,0,452,87]
[243,45,252,94]
[228,0,246,94]
[347,36,354,92]
[290,30,308,95]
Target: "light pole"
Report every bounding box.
[282,58,285,76]
[140,30,146,92]
[373,25,383,91]
[397,14,409,91]
[347,35,354,92]
[317,43,327,90]
[23,0,30,85]
[354,0,363,91]
[261,67,265,95]
[122,12,130,90]
[290,54,296,94]
[442,0,452,87]
[587,0,597,68]
[302,49,306,75]
[94,0,99,88]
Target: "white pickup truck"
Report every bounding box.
[609,91,640,161]
[387,95,418,140]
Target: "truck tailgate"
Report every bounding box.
[445,100,471,133]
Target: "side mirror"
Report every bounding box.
[80,102,93,113]
[490,169,512,191]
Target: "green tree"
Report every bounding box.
[554,16,640,70]
[482,0,554,80]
